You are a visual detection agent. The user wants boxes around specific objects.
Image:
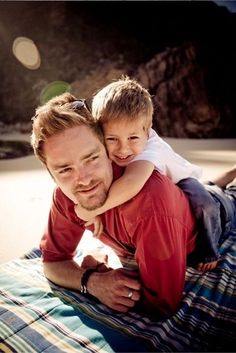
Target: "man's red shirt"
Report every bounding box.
[40,167,197,316]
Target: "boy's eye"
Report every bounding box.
[129,136,139,140]
[106,137,117,142]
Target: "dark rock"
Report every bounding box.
[0,140,33,159]
[135,43,234,138]
[0,1,235,138]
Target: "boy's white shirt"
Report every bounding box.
[132,128,202,184]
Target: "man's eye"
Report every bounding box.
[59,168,71,174]
[90,155,99,162]
[106,137,116,142]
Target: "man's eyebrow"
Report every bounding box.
[50,147,101,170]
[50,162,69,171]
[81,147,100,161]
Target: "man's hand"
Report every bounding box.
[87,268,141,312]
[81,252,109,272]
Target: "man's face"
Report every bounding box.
[102,117,149,167]
[44,125,113,210]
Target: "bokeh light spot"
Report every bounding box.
[12,36,40,70]
[40,81,72,104]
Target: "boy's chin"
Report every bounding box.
[110,156,134,167]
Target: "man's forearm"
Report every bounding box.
[43,260,142,313]
[43,260,84,291]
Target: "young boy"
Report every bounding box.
[75,76,235,271]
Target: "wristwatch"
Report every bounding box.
[80,268,97,294]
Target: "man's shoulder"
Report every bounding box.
[53,187,75,212]
[141,170,186,205]
[145,170,175,190]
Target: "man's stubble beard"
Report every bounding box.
[77,189,108,211]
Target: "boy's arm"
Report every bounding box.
[75,160,154,220]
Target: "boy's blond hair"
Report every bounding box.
[92,76,153,130]
[31,92,103,165]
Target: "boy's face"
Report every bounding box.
[102,117,149,167]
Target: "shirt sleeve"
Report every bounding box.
[132,128,202,183]
[40,187,85,262]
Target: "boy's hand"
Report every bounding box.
[74,204,103,238]
[85,216,103,238]
[74,203,97,221]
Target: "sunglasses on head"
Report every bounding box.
[69,99,91,112]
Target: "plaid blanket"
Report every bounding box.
[0,230,235,352]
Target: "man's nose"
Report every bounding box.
[74,167,91,185]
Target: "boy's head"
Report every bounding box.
[92,76,154,166]
[92,76,153,129]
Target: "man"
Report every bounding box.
[31,92,236,317]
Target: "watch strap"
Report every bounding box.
[80,268,97,294]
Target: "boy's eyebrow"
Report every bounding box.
[105,131,139,136]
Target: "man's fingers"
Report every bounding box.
[122,288,140,302]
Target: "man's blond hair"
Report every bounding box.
[31,93,103,165]
[92,76,153,130]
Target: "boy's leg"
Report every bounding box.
[222,185,236,229]
[211,164,236,189]
[204,182,236,237]
[177,177,222,268]
[197,182,236,271]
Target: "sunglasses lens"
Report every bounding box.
[70,100,85,111]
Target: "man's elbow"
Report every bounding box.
[43,261,57,282]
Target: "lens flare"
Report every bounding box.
[12,36,40,70]
[40,81,72,104]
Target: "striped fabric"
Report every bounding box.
[0,230,235,352]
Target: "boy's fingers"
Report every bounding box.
[92,219,103,239]
[97,222,103,238]
[85,220,94,227]
[93,222,100,238]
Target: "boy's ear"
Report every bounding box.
[145,122,152,131]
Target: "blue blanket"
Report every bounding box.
[0,230,235,352]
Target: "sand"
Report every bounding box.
[0,132,235,264]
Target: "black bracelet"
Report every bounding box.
[80,268,97,294]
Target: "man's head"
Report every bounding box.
[31,93,113,209]
[91,76,154,166]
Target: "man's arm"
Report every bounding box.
[43,187,142,312]
[43,260,141,312]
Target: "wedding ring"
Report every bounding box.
[128,290,133,299]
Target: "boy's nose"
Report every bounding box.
[117,141,129,153]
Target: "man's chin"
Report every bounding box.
[79,198,106,211]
